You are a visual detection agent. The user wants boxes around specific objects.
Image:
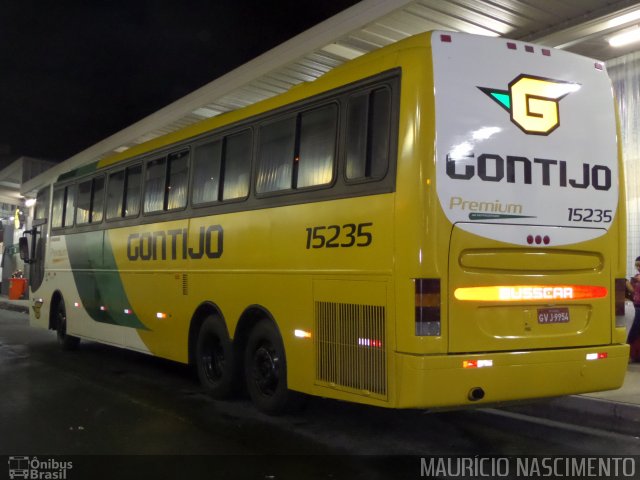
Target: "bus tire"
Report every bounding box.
[195,316,236,399]
[55,297,80,351]
[244,319,299,415]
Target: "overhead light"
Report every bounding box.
[24,198,36,207]
[609,26,640,47]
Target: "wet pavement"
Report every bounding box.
[1,302,639,479]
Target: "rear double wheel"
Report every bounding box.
[244,319,301,414]
[195,316,237,398]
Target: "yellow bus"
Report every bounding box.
[21,31,629,414]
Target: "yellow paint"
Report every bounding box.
[34,31,628,409]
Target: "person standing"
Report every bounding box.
[626,256,640,362]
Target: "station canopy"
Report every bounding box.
[20,0,640,196]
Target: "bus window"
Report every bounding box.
[257,117,296,193]
[124,165,142,217]
[51,187,65,228]
[192,140,222,204]
[64,185,76,228]
[222,130,251,200]
[92,176,105,223]
[167,150,189,210]
[76,179,92,224]
[34,188,49,222]
[346,87,391,181]
[144,157,166,213]
[297,104,337,188]
[106,170,125,220]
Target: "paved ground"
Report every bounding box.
[1,300,639,480]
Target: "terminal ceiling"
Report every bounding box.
[20,0,640,196]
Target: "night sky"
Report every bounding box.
[0,1,360,162]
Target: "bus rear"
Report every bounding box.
[396,32,628,408]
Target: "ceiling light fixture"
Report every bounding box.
[609,26,640,47]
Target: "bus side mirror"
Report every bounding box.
[19,236,31,263]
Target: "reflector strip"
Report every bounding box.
[454,285,607,302]
[586,352,608,360]
[294,329,312,339]
[463,359,493,368]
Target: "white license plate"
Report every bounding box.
[537,307,570,324]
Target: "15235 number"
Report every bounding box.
[305,223,373,249]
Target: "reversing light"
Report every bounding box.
[463,359,493,368]
[454,285,607,302]
[586,352,608,361]
[415,279,441,336]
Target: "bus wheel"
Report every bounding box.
[244,319,296,414]
[55,298,80,351]
[195,316,236,399]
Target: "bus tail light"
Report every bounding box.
[415,279,440,336]
[615,278,627,327]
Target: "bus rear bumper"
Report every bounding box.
[394,344,629,409]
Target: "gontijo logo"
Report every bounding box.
[478,75,580,135]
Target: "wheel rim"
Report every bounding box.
[201,335,225,382]
[57,305,67,338]
[251,343,280,396]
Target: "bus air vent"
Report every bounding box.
[182,274,188,296]
[314,301,387,399]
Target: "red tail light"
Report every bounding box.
[415,279,440,336]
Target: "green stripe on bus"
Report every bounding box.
[67,232,148,330]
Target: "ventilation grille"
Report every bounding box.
[315,301,387,398]
[182,274,188,296]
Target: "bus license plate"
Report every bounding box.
[537,307,570,324]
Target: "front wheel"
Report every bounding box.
[55,298,80,351]
[244,319,301,414]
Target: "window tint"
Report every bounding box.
[106,170,125,220]
[124,165,142,217]
[64,185,76,228]
[92,176,105,223]
[51,187,65,228]
[144,150,189,213]
[346,87,391,181]
[192,140,222,204]
[223,130,251,200]
[107,165,142,220]
[144,157,166,213]
[257,117,295,193]
[76,176,105,225]
[297,105,336,188]
[76,180,92,225]
[34,188,49,221]
[167,150,189,210]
